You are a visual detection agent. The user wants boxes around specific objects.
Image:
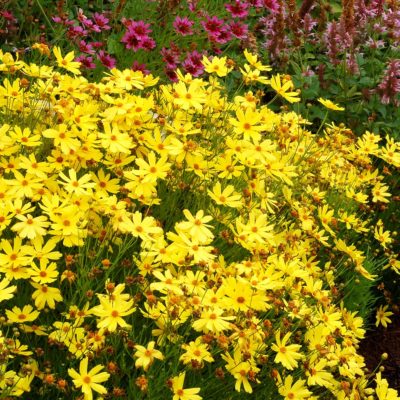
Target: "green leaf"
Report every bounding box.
[107,34,123,55]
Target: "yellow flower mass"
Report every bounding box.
[0,49,398,400]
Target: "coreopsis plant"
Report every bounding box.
[0,47,399,399]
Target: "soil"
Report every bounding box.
[359,316,400,390]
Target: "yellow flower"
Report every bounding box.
[318,98,345,111]
[91,296,135,332]
[376,305,393,328]
[272,331,304,370]
[192,307,235,333]
[31,283,63,310]
[375,372,399,400]
[32,42,50,56]
[243,49,271,72]
[222,349,259,393]
[11,214,49,239]
[180,337,214,367]
[30,262,58,284]
[133,151,171,183]
[278,375,312,400]
[207,182,243,208]
[68,358,110,400]
[58,169,96,196]
[230,107,265,142]
[173,81,206,111]
[374,224,393,249]
[177,209,214,243]
[171,371,202,400]
[269,74,300,103]
[53,46,81,75]
[6,305,40,324]
[134,341,164,371]
[202,55,232,77]
[0,277,16,302]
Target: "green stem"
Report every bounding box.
[35,0,56,34]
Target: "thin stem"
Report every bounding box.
[35,0,56,34]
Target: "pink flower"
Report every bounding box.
[262,0,280,11]
[0,10,17,22]
[210,26,232,44]
[201,15,224,36]
[77,8,88,23]
[131,61,150,75]
[377,59,400,105]
[173,16,194,36]
[98,50,116,69]
[165,68,178,82]
[229,21,248,39]
[92,41,104,48]
[141,37,156,51]
[123,20,152,39]
[182,59,204,77]
[225,0,249,18]
[183,50,205,77]
[67,25,88,39]
[186,50,203,68]
[78,40,95,54]
[161,46,180,69]
[121,20,155,51]
[93,12,111,30]
[76,55,96,69]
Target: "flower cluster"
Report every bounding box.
[52,8,115,70]
[0,47,399,399]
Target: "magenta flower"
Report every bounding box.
[165,68,178,82]
[98,50,116,69]
[131,61,150,75]
[210,26,232,44]
[93,12,111,30]
[186,50,203,68]
[161,46,181,69]
[82,18,101,32]
[77,8,88,24]
[76,55,96,69]
[182,51,205,76]
[67,26,88,39]
[123,20,152,39]
[78,40,95,54]
[201,15,224,36]
[187,0,199,12]
[92,41,104,49]
[182,59,204,77]
[121,30,141,51]
[173,16,194,36]
[121,20,155,51]
[225,0,249,18]
[141,37,156,51]
[229,21,248,39]
[0,10,17,22]
[261,0,279,11]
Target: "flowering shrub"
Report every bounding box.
[2,1,399,137]
[256,0,400,136]
[0,47,399,399]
